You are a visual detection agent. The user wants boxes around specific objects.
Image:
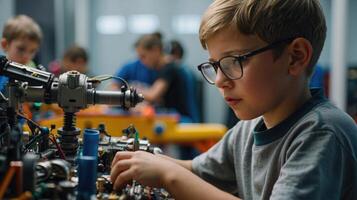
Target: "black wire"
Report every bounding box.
[17,113,42,135]
[88,75,129,89]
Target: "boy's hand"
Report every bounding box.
[110,151,177,190]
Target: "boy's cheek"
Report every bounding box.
[7,52,30,65]
[7,50,37,65]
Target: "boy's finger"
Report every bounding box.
[110,159,132,183]
[113,167,136,191]
[111,151,134,168]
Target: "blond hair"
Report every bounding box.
[199,0,326,75]
[2,15,43,44]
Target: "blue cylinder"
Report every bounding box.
[82,129,99,157]
[77,156,97,199]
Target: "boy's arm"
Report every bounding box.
[110,151,241,200]
[157,154,192,171]
[163,162,240,200]
[140,64,175,103]
[139,78,168,102]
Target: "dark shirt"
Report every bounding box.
[157,62,190,118]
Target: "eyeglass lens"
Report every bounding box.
[201,56,242,83]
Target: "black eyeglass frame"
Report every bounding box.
[197,38,295,84]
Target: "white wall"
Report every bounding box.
[318,0,357,67]
[0,0,14,55]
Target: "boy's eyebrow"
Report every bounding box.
[209,48,252,62]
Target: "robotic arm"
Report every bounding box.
[0,55,143,112]
[0,55,144,158]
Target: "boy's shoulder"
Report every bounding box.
[292,93,356,135]
[294,99,357,154]
[287,89,356,137]
[232,89,356,149]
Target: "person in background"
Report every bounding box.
[112,33,161,90]
[165,40,200,123]
[166,40,239,127]
[48,44,89,76]
[134,33,192,123]
[43,45,91,119]
[0,14,42,92]
[163,40,201,159]
[110,0,357,199]
[0,15,42,120]
[62,45,89,74]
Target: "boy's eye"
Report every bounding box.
[233,58,240,65]
[17,47,30,55]
[15,46,37,56]
[17,47,26,52]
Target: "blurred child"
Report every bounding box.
[0,15,42,92]
[166,39,200,123]
[113,33,162,89]
[49,44,89,76]
[43,45,90,118]
[62,45,89,74]
[0,15,42,120]
[134,33,192,122]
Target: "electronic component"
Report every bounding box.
[0,57,172,199]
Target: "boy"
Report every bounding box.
[0,15,42,91]
[110,0,357,199]
[113,33,162,88]
[130,33,193,122]
[49,45,89,77]
[62,44,89,74]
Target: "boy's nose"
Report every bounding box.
[215,68,230,88]
[21,55,32,64]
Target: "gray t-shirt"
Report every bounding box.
[192,89,357,200]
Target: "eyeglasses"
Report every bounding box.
[197,38,294,84]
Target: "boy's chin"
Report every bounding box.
[233,110,260,121]
[8,58,28,65]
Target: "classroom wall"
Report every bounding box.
[0,0,14,56]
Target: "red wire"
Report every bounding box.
[49,136,66,160]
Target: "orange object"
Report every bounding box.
[0,165,16,198]
[141,105,155,118]
[0,161,23,199]
[21,103,32,119]
[193,140,219,153]
[38,114,226,144]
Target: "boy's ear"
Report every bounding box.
[287,38,312,76]
[1,38,9,51]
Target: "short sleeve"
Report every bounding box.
[192,128,238,194]
[270,130,350,200]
